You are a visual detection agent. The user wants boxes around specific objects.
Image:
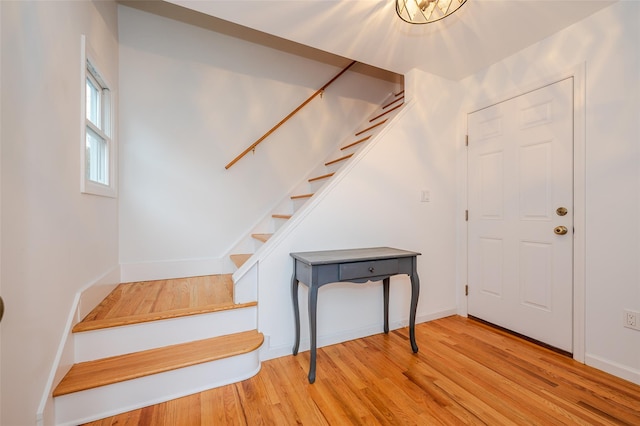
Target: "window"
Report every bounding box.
[81,35,116,197]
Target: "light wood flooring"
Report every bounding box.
[83,316,640,425]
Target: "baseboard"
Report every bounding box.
[77,267,120,320]
[37,265,120,426]
[260,308,457,361]
[120,257,227,283]
[585,353,640,385]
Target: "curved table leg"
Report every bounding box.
[308,284,318,383]
[291,273,300,355]
[383,277,390,334]
[409,271,420,353]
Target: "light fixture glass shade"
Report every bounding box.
[396,0,467,24]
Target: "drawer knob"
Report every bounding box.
[369,267,375,273]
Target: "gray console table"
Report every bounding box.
[291,247,421,383]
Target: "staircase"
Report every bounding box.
[228,91,405,279]
[52,90,404,425]
[52,275,262,425]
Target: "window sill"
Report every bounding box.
[81,179,117,198]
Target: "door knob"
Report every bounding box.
[556,207,568,216]
[554,226,568,235]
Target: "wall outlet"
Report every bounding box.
[623,310,640,330]
[420,190,431,202]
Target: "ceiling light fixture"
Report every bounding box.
[396,0,467,24]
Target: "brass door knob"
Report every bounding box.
[556,207,568,216]
[554,226,568,235]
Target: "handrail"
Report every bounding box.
[225,61,357,170]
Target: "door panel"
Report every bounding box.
[468,78,574,352]
[479,237,503,297]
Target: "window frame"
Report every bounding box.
[80,35,117,198]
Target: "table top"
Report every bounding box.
[290,247,421,265]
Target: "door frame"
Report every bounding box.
[457,63,586,362]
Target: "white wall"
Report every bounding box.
[459,1,640,383]
[117,4,399,279]
[257,70,462,358]
[0,3,3,423]
[0,1,120,425]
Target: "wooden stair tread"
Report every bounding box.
[341,136,371,151]
[370,103,403,122]
[230,253,252,268]
[325,153,353,166]
[53,330,264,397]
[272,214,292,219]
[73,300,257,333]
[251,233,272,243]
[74,274,242,332]
[383,95,404,109]
[80,274,234,322]
[291,193,313,200]
[355,119,387,136]
[308,172,334,182]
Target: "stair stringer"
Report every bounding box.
[222,95,393,272]
[232,99,414,304]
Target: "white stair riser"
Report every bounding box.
[253,238,267,251]
[292,197,309,212]
[273,216,289,232]
[339,142,364,157]
[75,306,257,362]
[309,178,330,193]
[325,161,347,174]
[231,235,257,255]
[233,262,258,304]
[55,350,261,426]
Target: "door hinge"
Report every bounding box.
[465,285,469,296]
[465,135,469,146]
[465,210,468,221]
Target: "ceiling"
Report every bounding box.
[161,0,615,81]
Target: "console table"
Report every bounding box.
[290,247,421,383]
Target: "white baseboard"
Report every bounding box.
[260,308,457,361]
[585,353,640,385]
[37,265,121,426]
[120,257,228,283]
[77,267,120,320]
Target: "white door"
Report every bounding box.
[467,78,574,353]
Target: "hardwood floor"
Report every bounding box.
[83,316,640,425]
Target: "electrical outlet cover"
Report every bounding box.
[623,310,639,330]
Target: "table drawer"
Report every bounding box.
[339,258,399,281]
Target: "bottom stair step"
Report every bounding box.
[54,330,264,397]
[54,330,264,425]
